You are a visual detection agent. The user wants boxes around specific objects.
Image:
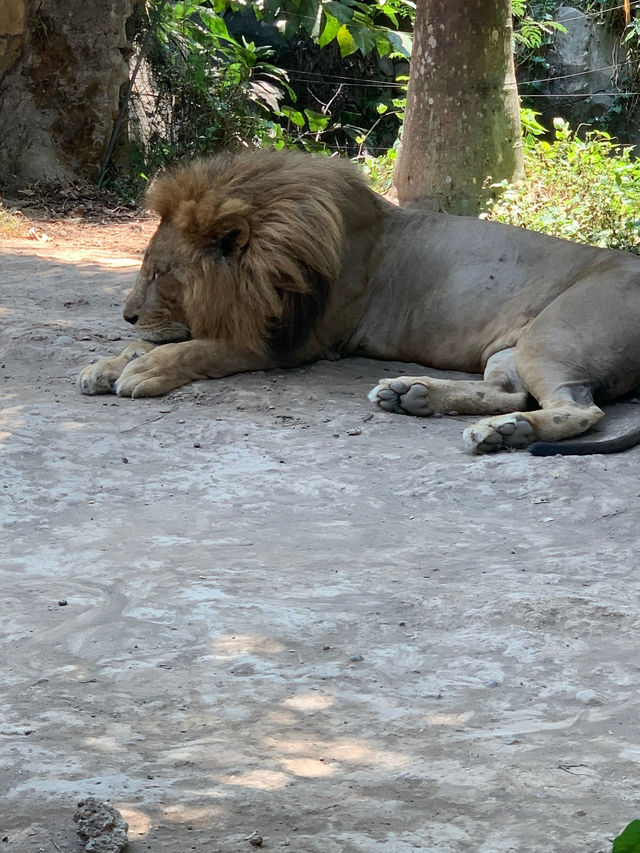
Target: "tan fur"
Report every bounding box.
[79,149,640,455]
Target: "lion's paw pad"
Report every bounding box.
[463,415,534,454]
[368,379,434,417]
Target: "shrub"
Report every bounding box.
[487,117,640,253]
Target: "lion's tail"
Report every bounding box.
[529,424,640,455]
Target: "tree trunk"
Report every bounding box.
[393,0,524,215]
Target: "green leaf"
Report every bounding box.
[304,109,329,131]
[325,1,355,24]
[198,8,232,39]
[386,29,412,58]
[280,105,306,127]
[318,11,340,47]
[336,23,358,56]
[613,820,640,853]
[347,20,376,55]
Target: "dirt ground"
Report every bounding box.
[2,216,640,853]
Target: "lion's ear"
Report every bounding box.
[173,195,251,259]
[210,218,250,258]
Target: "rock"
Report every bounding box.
[73,799,128,853]
[575,688,602,706]
[0,1,132,184]
[524,5,623,133]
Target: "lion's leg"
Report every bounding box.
[112,339,276,397]
[462,390,604,454]
[368,348,528,417]
[463,279,640,453]
[78,341,157,395]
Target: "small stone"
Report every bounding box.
[485,679,500,688]
[58,600,68,607]
[576,689,601,706]
[54,335,74,346]
[346,428,361,436]
[349,654,364,662]
[106,333,122,342]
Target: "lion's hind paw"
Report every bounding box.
[368,379,434,417]
[463,414,534,454]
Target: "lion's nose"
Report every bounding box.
[123,312,138,325]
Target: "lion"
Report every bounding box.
[79,148,640,455]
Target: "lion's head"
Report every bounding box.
[123,150,367,357]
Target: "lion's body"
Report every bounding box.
[79,149,640,454]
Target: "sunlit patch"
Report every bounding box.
[83,735,127,753]
[214,769,289,790]
[266,710,299,726]
[210,633,284,658]
[279,757,336,778]
[0,306,13,317]
[426,712,473,726]
[264,736,410,771]
[0,404,25,433]
[117,807,152,836]
[282,693,334,712]
[61,421,88,431]
[163,804,222,822]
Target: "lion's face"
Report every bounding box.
[123,222,192,344]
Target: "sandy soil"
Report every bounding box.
[2,220,640,853]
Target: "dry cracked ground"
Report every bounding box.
[2,221,640,853]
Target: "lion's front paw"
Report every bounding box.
[368,378,434,417]
[463,414,534,454]
[78,343,157,395]
[78,360,119,395]
[115,349,186,398]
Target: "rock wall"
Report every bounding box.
[0,0,132,185]
[520,5,631,139]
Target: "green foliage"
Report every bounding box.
[111,0,411,194]
[520,106,547,145]
[613,820,640,853]
[487,117,640,253]
[150,1,295,147]
[512,0,564,51]
[512,0,565,82]
[362,143,398,193]
[256,0,414,58]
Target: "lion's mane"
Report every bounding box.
[145,149,366,356]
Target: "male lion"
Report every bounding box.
[79,149,640,455]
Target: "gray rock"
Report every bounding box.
[74,798,128,853]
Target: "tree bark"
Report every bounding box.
[393,0,524,215]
